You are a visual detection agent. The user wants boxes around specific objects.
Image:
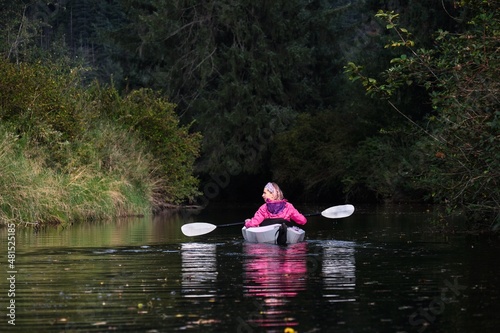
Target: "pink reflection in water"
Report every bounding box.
[244,242,307,298]
[242,242,308,330]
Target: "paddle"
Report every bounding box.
[181,204,355,237]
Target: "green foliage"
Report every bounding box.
[345,2,500,228]
[111,0,347,175]
[343,128,431,202]
[0,58,202,224]
[0,60,86,144]
[93,87,202,203]
[4,0,488,214]
[271,111,359,199]
[0,123,151,225]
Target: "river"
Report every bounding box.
[0,204,499,332]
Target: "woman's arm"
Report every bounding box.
[287,203,307,225]
[245,204,267,227]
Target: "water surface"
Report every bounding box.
[1,204,499,332]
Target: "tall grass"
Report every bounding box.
[0,60,201,225]
[0,124,155,225]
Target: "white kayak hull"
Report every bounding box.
[242,224,305,244]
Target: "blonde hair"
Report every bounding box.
[265,182,284,200]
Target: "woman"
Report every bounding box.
[244,182,307,228]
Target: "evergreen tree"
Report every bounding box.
[110,0,346,176]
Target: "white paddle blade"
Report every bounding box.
[181,223,217,237]
[321,204,355,219]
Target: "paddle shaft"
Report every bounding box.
[181,204,354,236]
[217,212,321,228]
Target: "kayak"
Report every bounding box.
[180,205,355,238]
[242,224,305,244]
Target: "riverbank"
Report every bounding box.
[0,60,201,226]
[0,124,153,226]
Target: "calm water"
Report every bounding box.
[1,204,499,333]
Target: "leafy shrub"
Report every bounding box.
[88,86,202,204]
[0,58,202,224]
[345,3,500,228]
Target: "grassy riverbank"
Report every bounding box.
[0,60,201,226]
[0,124,153,225]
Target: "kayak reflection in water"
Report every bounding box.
[242,242,307,330]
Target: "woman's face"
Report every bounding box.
[262,188,276,201]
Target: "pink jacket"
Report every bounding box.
[245,199,307,228]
